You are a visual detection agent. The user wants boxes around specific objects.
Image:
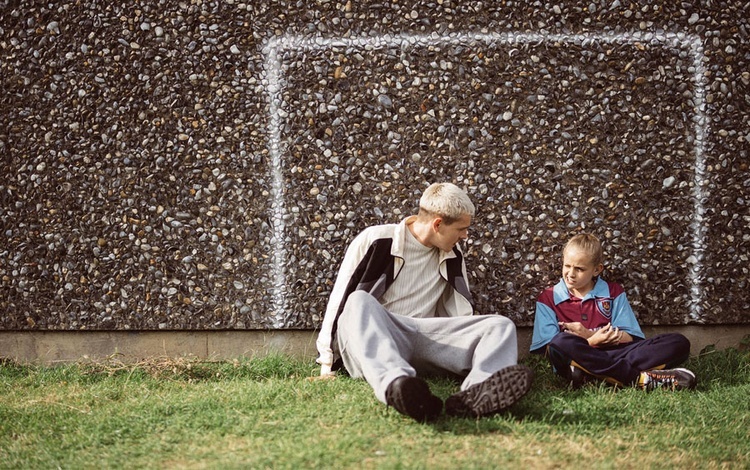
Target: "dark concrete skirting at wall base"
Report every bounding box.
[1,325,748,366]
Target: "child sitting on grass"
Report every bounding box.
[530,233,697,391]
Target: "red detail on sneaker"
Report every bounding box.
[642,368,697,391]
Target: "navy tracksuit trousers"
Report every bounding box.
[546,332,691,386]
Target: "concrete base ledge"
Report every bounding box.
[1,325,748,365]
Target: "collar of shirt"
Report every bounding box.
[393,216,459,264]
[552,277,609,305]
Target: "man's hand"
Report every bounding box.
[305,372,336,382]
[305,366,337,382]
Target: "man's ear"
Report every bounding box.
[431,217,443,232]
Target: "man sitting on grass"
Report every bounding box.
[313,182,532,422]
[531,233,697,391]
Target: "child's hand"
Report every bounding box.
[587,323,623,347]
[559,321,589,337]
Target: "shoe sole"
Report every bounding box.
[445,364,533,418]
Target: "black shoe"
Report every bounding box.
[639,368,697,391]
[570,365,595,389]
[445,364,533,418]
[385,376,443,422]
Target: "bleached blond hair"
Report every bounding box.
[418,182,475,224]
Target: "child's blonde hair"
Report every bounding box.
[564,233,603,266]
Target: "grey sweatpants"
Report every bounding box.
[337,291,519,403]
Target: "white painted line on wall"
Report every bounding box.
[261,40,291,327]
[686,36,709,322]
[263,30,708,322]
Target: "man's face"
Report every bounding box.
[433,214,471,252]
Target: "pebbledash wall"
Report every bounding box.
[1,1,749,363]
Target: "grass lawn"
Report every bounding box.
[1,344,749,469]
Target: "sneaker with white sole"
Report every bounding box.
[639,368,697,391]
[444,364,533,418]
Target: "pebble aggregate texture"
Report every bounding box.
[1,0,749,331]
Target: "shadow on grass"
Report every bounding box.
[423,346,750,435]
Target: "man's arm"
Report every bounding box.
[314,230,371,376]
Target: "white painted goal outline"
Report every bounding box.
[262,31,709,324]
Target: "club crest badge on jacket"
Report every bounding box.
[596,298,613,319]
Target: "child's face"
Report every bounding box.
[562,246,603,296]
